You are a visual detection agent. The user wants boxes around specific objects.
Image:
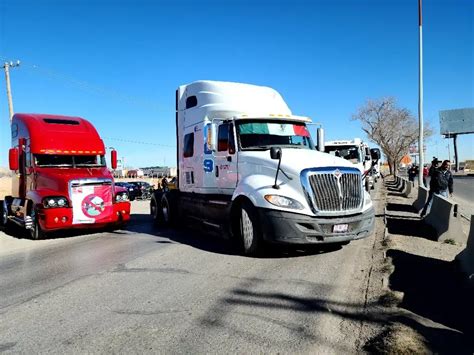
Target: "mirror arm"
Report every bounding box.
[273,157,282,189]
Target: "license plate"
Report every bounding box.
[333,224,349,233]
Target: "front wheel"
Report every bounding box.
[238,202,262,256]
[30,209,46,240]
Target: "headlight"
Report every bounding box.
[115,192,129,202]
[264,195,304,210]
[43,196,69,208]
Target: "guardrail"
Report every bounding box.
[413,186,429,212]
[424,194,466,244]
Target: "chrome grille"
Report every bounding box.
[307,171,362,212]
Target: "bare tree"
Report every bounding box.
[352,97,432,176]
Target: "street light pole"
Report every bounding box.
[2,60,20,124]
[418,0,425,187]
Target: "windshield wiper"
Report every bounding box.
[243,145,272,150]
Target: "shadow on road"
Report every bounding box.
[198,275,473,353]
[387,249,474,353]
[125,213,346,259]
[385,217,435,240]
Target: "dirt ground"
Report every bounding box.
[0,176,11,200]
[366,176,474,354]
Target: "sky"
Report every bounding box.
[0,0,472,168]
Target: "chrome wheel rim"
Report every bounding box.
[241,208,253,251]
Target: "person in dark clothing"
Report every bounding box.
[408,165,417,183]
[420,160,453,217]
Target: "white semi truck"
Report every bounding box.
[151,81,375,255]
[324,138,376,191]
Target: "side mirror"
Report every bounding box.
[205,123,217,152]
[370,148,381,160]
[270,147,282,160]
[111,150,117,170]
[9,148,19,171]
[316,127,325,152]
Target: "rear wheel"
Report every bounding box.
[150,197,160,225]
[160,194,174,226]
[238,201,262,256]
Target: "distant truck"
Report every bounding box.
[370,148,382,181]
[0,113,131,239]
[150,81,375,255]
[324,138,378,191]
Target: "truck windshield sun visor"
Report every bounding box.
[35,154,106,167]
[236,120,315,150]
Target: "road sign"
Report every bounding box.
[439,108,474,135]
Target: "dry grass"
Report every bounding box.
[365,322,430,354]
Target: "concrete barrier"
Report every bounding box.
[413,186,429,212]
[400,177,412,198]
[455,217,474,283]
[424,194,467,244]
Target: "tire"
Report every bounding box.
[160,194,175,226]
[150,196,160,225]
[30,209,46,240]
[1,198,12,231]
[238,201,262,256]
[0,200,7,227]
[150,193,164,225]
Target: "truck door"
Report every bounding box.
[214,121,238,194]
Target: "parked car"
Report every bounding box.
[115,182,139,201]
[128,181,153,200]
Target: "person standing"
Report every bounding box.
[420,160,453,217]
[408,165,417,183]
[436,160,453,198]
[422,165,429,187]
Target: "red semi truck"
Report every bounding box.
[0,113,131,239]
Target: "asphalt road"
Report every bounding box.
[421,175,474,219]
[0,189,385,353]
[452,176,474,218]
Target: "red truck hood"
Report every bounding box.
[34,167,114,196]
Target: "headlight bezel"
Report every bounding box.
[115,192,129,202]
[264,194,304,210]
[42,196,69,209]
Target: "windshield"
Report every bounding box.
[325,145,361,164]
[236,120,315,150]
[34,154,106,168]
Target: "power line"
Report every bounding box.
[0,58,166,112]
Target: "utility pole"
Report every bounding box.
[2,60,20,124]
[418,0,425,187]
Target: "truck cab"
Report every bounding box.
[151,81,375,255]
[324,138,375,191]
[1,113,131,239]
